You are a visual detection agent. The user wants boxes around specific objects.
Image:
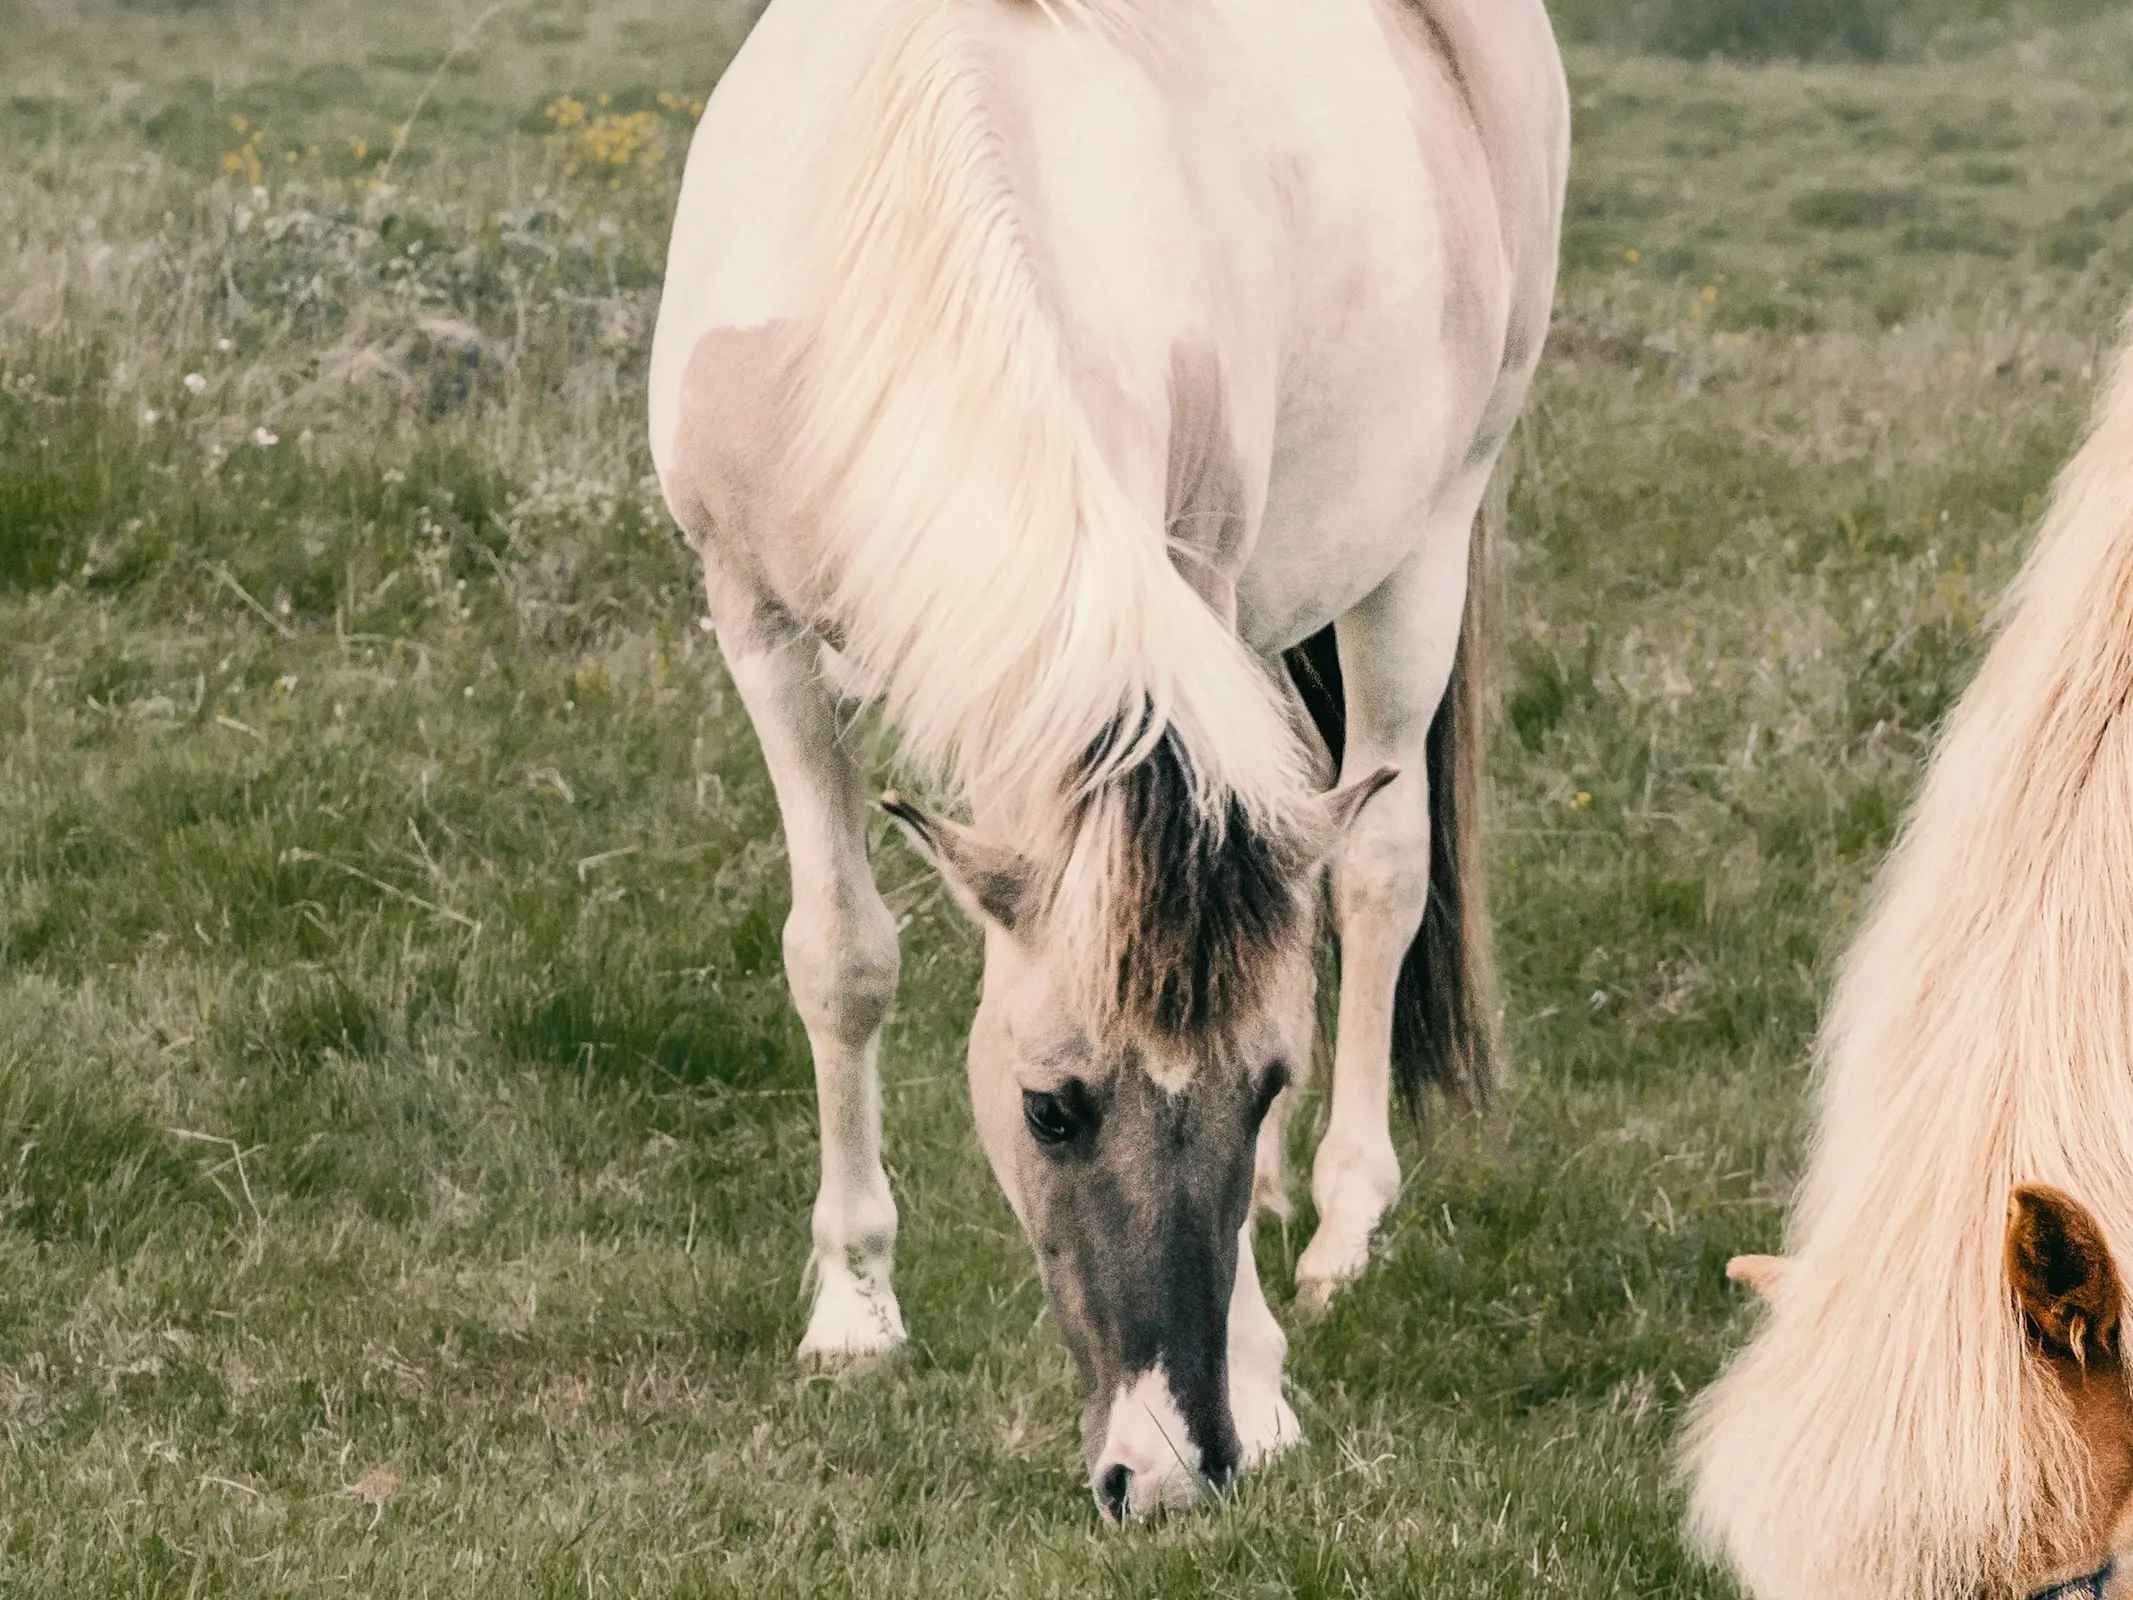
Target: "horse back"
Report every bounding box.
[649,0,1567,652]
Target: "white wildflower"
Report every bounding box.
[183,373,207,395]
[251,426,279,447]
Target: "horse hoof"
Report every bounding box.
[798,1264,907,1368]
[796,1319,907,1371]
[1232,1380,1303,1467]
[1293,1272,1342,1313]
[1294,1229,1371,1310]
[798,1340,902,1376]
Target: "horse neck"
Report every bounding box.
[783,0,1304,808]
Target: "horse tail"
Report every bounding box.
[785,0,1303,817]
[1680,310,2133,1600]
[1282,506,1495,1116]
[1404,508,1496,1112]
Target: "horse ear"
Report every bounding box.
[1325,765,1400,833]
[2008,1185,2124,1369]
[880,793,1034,933]
[1727,1254,1790,1303]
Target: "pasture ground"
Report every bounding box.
[4,1,2133,1593]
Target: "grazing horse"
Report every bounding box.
[648,0,1568,1518]
[1683,311,2133,1598]
[1724,1188,2133,1600]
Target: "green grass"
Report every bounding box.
[4,0,2133,1593]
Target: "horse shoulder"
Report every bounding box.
[659,320,837,641]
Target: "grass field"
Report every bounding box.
[4,0,2133,1594]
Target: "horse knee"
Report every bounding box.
[782,893,900,1047]
[1334,783,1431,930]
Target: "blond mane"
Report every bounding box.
[1683,309,2133,1599]
[783,0,1308,827]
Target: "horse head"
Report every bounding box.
[884,756,1395,1519]
[1727,1186,2133,1598]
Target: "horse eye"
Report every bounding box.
[1023,1089,1076,1146]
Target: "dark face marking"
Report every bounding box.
[1017,1051,1289,1487]
[899,718,1325,1509]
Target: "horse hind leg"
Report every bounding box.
[1295,527,1472,1307]
[710,583,906,1365]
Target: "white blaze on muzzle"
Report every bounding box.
[1094,1364,1206,1522]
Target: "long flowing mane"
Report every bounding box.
[1683,310,2133,1600]
[783,0,1309,826]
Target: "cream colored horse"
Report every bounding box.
[649,0,1567,1518]
[1725,1187,2131,1600]
[1685,309,2133,1597]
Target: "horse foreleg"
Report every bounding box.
[1252,1082,1298,1223]
[1228,1219,1302,1464]
[1296,798,1420,1304]
[1296,540,1466,1307]
[1251,667,1335,1227]
[714,602,906,1364]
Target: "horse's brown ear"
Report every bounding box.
[2008,1185,2124,1369]
[881,793,1035,933]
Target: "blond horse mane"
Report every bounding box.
[782,0,1309,832]
[1683,309,2133,1600]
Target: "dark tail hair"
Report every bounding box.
[1281,507,1495,1117]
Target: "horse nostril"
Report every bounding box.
[1096,1462,1133,1522]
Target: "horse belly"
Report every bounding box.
[1238,185,1513,644]
[1240,329,1495,654]
[1229,0,1560,653]
[1007,0,1507,654]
